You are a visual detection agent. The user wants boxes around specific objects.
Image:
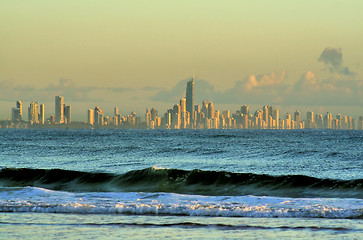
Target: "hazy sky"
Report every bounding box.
[1,0,362,120]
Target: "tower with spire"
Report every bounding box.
[186,73,195,124]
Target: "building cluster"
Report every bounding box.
[6,96,71,128]
[11,100,46,125]
[141,78,362,130]
[87,107,141,128]
[55,96,71,124]
[2,79,363,130]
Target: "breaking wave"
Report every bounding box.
[0,167,362,198]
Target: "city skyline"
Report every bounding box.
[0,1,362,120]
[2,78,362,130]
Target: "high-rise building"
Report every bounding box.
[241,105,249,116]
[272,109,279,129]
[55,96,64,124]
[39,104,45,124]
[285,113,291,129]
[12,108,21,122]
[180,98,186,112]
[145,108,151,128]
[114,107,119,116]
[186,76,194,121]
[294,110,301,124]
[324,112,332,129]
[151,108,158,120]
[262,106,269,123]
[94,107,103,125]
[28,102,39,124]
[64,105,71,124]
[316,113,324,128]
[208,102,215,119]
[16,101,22,120]
[88,109,94,125]
[306,111,314,128]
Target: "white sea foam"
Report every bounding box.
[0,187,362,218]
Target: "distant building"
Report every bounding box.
[94,107,103,125]
[241,105,249,116]
[28,102,39,124]
[186,76,194,122]
[114,107,119,116]
[55,96,64,124]
[208,102,215,119]
[64,105,71,124]
[16,101,22,120]
[12,108,21,122]
[88,109,94,125]
[272,109,279,129]
[306,111,314,128]
[180,98,186,113]
[39,104,45,124]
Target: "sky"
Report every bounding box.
[1,0,362,120]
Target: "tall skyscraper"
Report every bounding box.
[16,101,22,120]
[55,96,64,124]
[39,104,45,124]
[28,102,39,124]
[307,111,314,128]
[262,106,269,123]
[64,105,71,124]
[294,110,300,123]
[272,109,279,129]
[88,109,94,125]
[12,108,21,122]
[186,76,194,121]
[114,107,119,116]
[94,107,103,125]
[241,105,249,116]
[285,113,291,129]
[180,98,186,112]
[208,102,215,119]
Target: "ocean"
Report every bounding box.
[0,129,362,239]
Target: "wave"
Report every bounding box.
[0,188,362,219]
[0,167,362,198]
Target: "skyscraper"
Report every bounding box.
[88,109,94,125]
[208,102,215,119]
[16,101,22,120]
[28,102,39,124]
[114,107,119,116]
[55,96,64,124]
[94,107,103,125]
[272,109,279,129]
[186,76,194,121]
[12,108,21,122]
[307,111,314,128]
[64,105,71,124]
[294,110,301,125]
[241,105,249,116]
[39,104,45,124]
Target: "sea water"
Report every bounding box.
[0,129,362,239]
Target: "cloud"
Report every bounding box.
[289,71,363,106]
[42,78,97,101]
[213,71,289,105]
[318,47,354,76]
[0,78,137,103]
[319,47,342,68]
[152,69,362,108]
